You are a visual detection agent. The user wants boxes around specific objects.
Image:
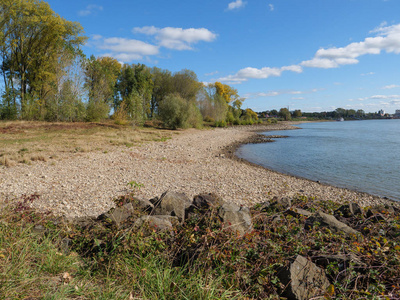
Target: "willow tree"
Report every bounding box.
[0,0,86,119]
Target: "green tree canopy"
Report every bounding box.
[0,0,86,119]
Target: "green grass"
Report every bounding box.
[0,204,238,299]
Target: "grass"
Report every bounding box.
[1,193,400,299]
[0,201,238,299]
[0,121,173,167]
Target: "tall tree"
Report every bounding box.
[85,55,121,121]
[0,0,86,119]
[150,67,173,117]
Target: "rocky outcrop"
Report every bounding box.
[277,255,331,300]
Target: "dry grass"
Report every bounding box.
[0,120,174,167]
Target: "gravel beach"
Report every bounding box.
[0,123,390,218]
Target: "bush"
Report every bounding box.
[158,94,202,129]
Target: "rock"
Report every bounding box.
[133,215,175,236]
[277,255,331,300]
[71,216,97,228]
[186,193,222,218]
[218,202,252,236]
[334,203,364,218]
[98,203,135,227]
[285,207,313,218]
[192,193,221,210]
[305,211,362,240]
[152,191,192,223]
[130,197,154,213]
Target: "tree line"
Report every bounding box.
[0,0,259,128]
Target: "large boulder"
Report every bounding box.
[305,211,362,240]
[277,255,331,300]
[218,202,252,236]
[152,191,192,223]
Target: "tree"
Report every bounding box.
[158,94,202,129]
[171,69,202,101]
[278,108,291,121]
[85,55,121,121]
[270,109,278,116]
[198,83,228,123]
[293,109,302,118]
[114,63,153,124]
[150,67,173,117]
[0,0,86,119]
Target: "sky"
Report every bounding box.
[45,0,400,114]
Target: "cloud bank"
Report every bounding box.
[94,26,216,63]
[218,23,400,83]
[133,26,217,50]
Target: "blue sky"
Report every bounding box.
[46,0,400,113]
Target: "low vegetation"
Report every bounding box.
[0,121,173,166]
[1,193,399,299]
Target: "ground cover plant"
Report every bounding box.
[1,192,400,299]
[0,121,173,167]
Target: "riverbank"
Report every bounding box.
[1,121,392,218]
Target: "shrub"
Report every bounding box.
[158,94,202,129]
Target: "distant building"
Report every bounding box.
[378,109,385,116]
[395,109,400,117]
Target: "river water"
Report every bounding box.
[236,119,400,201]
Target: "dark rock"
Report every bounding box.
[218,202,252,236]
[152,191,192,223]
[305,211,362,240]
[277,255,331,300]
[192,193,221,210]
[133,215,175,236]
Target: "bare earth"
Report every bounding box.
[0,123,390,218]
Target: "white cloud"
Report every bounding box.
[227,0,246,10]
[97,37,159,62]
[78,5,103,16]
[217,65,303,83]
[382,84,400,89]
[292,97,304,100]
[269,4,274,11]
[205,71,219,76]
[133,26,217,50]
[301,23,400,69]
[361,72,375,76]
[243,88,318,99]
